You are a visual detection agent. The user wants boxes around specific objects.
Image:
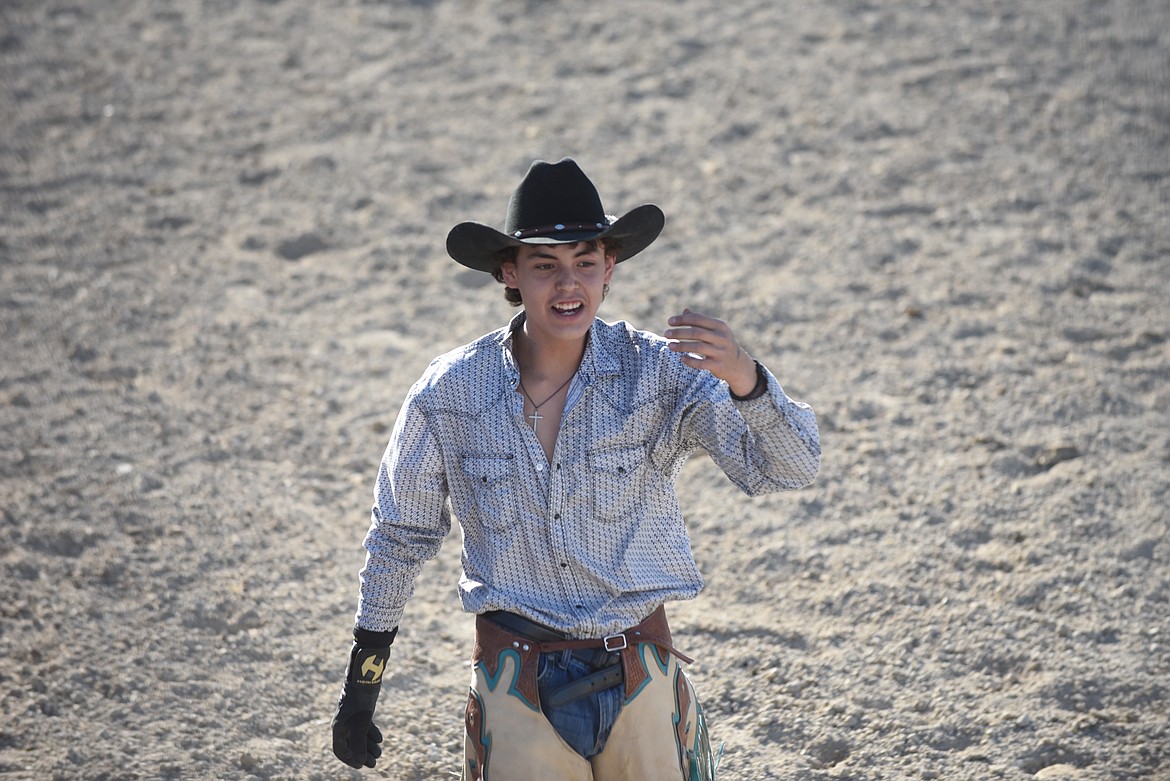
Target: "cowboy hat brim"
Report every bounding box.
[445,203,665,273]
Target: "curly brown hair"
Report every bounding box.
[489,239,622,307]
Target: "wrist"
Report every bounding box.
[354,626,397,649]
[730,360,768,401]
[345,641,392,686]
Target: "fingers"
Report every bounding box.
[664,309,737,358]
[333,722,365,768]
[664,308,759,394]
[338,741,365,770]
[332,716,383,769]
[666,307,724,334]
[364,722,383,767]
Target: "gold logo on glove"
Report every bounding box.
[360,653,386,683]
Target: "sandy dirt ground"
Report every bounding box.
[2,1,1169,779]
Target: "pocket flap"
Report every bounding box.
[461,454,514,486]
[588,445,644,476]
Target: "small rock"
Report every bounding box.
[239,168,280,186]
[69,344,98,363]
[276,233,327,260]
[307,154,336,171]
[139,473,165,492]
[804,734,850,768]
[238,751,259,772]
[227,609,264,634]
[1028,444,1081,471]
[149,215,192,231]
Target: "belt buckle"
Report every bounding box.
[603,633,628,652]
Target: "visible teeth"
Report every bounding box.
[553,303,581,312]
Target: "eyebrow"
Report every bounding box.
[521,242,598,260]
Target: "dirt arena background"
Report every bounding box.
[2,1,1168,779]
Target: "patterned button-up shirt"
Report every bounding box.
[356,313,820,638]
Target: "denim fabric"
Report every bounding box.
[536,650,625,759]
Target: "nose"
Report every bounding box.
[554,266,578,290]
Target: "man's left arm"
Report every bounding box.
[665,308,821,492]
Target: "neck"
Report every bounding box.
[514,320,588,381]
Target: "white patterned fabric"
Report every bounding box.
[355,313,820,637]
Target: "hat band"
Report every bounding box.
[512,221,609,239]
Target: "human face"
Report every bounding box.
[500,241,615,347]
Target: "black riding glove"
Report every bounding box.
[332,627,397,769]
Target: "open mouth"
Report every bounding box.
[552,302,584,317]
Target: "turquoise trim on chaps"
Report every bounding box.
[687,701,723,781]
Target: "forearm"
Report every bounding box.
[355,404,451,631]
[356,504,450,632]
[708,364,821,493]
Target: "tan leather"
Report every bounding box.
[463,632,707,781]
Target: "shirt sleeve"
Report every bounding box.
[679,360,821,495]
[355,394,451,632]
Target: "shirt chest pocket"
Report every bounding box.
[460,454,518,532]
[588,444,647,522]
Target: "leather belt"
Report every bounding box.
[483,612,622,707]
[474,607,693,706]
[482,611,618,666]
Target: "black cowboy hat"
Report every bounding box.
[446,158,665,273]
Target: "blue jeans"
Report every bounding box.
[536,649,625,759]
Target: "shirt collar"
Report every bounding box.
[500,312,524,388]
[498,312,622,387]
[586,318,622,380]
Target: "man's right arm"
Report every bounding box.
[356,399,452,633]
[331,397,450,769]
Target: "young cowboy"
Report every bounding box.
[331,158,820,779]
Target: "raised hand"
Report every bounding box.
[664,309,759,397]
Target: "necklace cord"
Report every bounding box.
[518,373,574,411]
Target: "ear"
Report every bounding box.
[603,254,616,285]
[500,258,519,287]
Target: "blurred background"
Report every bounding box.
[2,1,1167,779]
